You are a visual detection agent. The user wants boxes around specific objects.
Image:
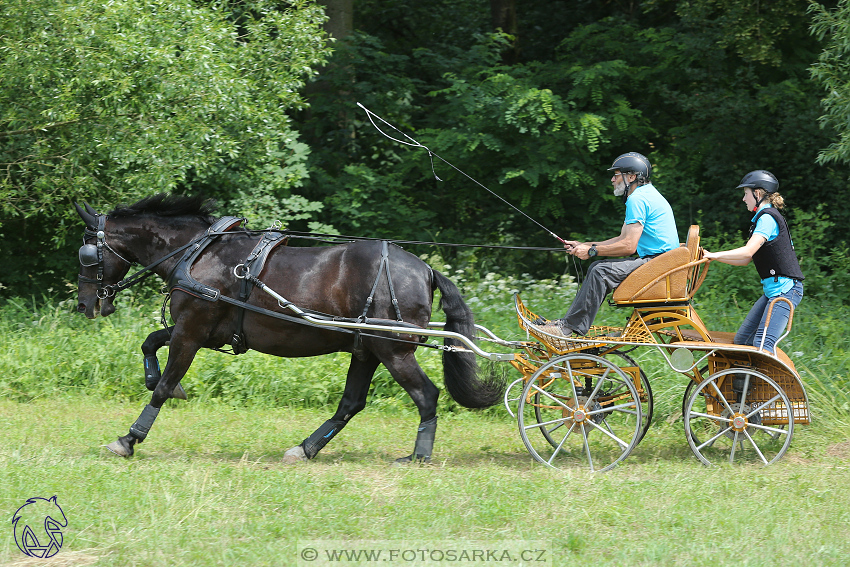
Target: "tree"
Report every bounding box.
[294,0,846,280]
[810,0,850,167]
[0,0,330,293]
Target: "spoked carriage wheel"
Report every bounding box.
[533,351,652,447]
[601,350,653,444]
[518,354,642,472]
[684,368,794,466]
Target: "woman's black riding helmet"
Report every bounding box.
[737,170,779,194]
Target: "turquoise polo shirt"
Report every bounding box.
[751,203,795,297]
[624,183,679,258]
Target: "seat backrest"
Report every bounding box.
[612,246,691,304]
[612,225,707,305]
[686,224,700,261]
[684,224,709,298]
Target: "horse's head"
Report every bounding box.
[74,202,134,318]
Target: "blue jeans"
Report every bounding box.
[734,280,803,354]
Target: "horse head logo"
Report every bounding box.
[12,496,67,558]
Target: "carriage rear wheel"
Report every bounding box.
[683,368,794,466]
[518,354,642,472]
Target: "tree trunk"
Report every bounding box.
[490,0,518,64]
[318,0,353,40]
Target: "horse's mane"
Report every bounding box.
[108,193,218,223]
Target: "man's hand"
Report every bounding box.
[564,241,594,260]
[563,240,579,254]
[571,243,593,260]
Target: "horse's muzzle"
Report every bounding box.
[77,297,114,319]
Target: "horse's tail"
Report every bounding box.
[433,270,505,408]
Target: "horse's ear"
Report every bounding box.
[74,201,97,228]
[84,202,98,216]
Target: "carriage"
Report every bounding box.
[75,199,807,470]
[497,225,808,471]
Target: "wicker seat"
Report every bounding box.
[612,225,708,305]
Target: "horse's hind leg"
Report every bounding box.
[381,351,440,464]
[283,354,381,464]
[141,327,186,400]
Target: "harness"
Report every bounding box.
[79,215,418,355]
[162,221,406,354]
[165,216,246,301]
[230,230,289,353]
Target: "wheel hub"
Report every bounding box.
[564,396,604,425]
[721,403,762,438]
[732,414,747,430]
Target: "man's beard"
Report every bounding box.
[613,183,626,197]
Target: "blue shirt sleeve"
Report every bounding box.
[624,194,647,226]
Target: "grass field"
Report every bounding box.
[3,263,850,566]
[2,395,850,567]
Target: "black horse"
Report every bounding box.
[74,194,503,463]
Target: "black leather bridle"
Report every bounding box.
[77,214,134,299]
[76,213,230,301]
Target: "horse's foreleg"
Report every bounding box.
[141,327,186,400]
[106,339,200,458]
[283,354,380,464]
[382,352,440,464]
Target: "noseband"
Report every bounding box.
[78,214,134,299]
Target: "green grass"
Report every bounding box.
[3,271,850,565]
[2,397,850,566]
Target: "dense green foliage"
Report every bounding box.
[2,0,850,299]
[811,0,850,166]
[0,0,329,290]
[297,0,848,277]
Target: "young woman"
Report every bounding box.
[703,170,804,354]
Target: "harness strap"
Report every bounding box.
[232,231,289,353]
[166,216,245,297]
[359,241,403,322]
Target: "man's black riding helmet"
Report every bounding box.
[737,170,779,194]
[607,152,651,181]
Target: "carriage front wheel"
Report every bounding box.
[517,354,642,472]
[684,368,794,466]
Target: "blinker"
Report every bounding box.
[79,244,99,267]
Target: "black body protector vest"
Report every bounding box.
[749,207,805,282]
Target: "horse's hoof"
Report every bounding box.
[171,383,187,400]
[393,454,431,466]
[104,438,133,458]
[282,446,307,464]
